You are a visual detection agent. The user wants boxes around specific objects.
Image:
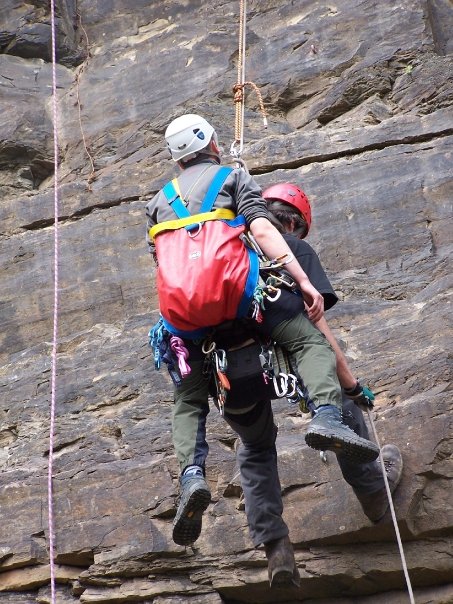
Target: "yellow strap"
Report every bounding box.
[149,208,236,241]
[172,177,183,201]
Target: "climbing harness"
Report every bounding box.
[48,2,59,603]
[230,0,268,168]
[198,329,308,416]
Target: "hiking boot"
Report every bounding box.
[354,444,403,522]
[305,405,379,464]
[264,535,300,588]
[172,476,211,546]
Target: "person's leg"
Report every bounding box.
[172,371,209,473]
[272,314,379,463]
[272,314,342,409]
[224,400,300,587]
[224,400,286,546]
[339,398,403,522]
[337,398,384,492]
[172,359,211,546]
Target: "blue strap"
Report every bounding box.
[162,181,191,219]
[200,166,233,213]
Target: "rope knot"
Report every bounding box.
[233,83,244,103]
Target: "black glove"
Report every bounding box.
[344,380,375,411]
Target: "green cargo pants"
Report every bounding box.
[172,357,210,472]
[271,313,342,410]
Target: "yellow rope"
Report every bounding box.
[231,0,267,163]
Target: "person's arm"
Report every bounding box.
[250,217,324,323]
[315,316,357,389]
[316,316,375,409]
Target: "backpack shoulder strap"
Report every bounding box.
[200,166,233,213]
[161,180,191,219]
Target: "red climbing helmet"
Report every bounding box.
[262,183,312,234]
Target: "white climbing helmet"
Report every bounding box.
[165,114,216,162]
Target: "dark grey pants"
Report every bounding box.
[339,397,385,494]
[224,399,288,547]
[223,395,385,547]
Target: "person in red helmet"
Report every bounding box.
[262,183,312,236]
[261,182,403,523]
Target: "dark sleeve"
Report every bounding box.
[284,234,338,311]
[145,191,162,255]
[232,169,270,225]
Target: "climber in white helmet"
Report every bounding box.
[145,114,380,587]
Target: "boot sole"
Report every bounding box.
[270,567,301,588]
[305,429,379,464]
[172,487,211,546]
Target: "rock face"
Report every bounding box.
[1,1,452,603]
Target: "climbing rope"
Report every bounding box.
[48,2,59,603]
[75,11,96,188]
[367,410,415,604]
[230,0,268,168]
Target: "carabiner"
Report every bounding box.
[286,374,298,398]
[264,286,281,302]
[188,223,202,238]
[230,140,243,159]
[273,373,288,397]
[202,339,216,355]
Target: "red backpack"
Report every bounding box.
[149,166,260,339]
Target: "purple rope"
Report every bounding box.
[170,336,191,377]
[48,1,59,602]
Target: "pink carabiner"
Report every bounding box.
[170,336,191,378]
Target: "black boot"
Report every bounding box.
[305,405,379,464]
[354,444,403,522]
[264,535,300,588]
[172,475,211,546]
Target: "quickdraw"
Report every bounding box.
[271,344,311,413]
[202,339,230,416]
[148,318,184,387]
[257,341,303,403]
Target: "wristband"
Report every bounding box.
[344,380,362,397]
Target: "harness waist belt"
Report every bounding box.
[149,208,236,241]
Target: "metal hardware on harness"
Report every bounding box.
[241,232,267,262]
[285,374,298,397]
[263,285,281,302]
[259,346,273,382]
[264,270,298,292]
[188,223,202,238]
[273,373,288,397]
[202,339,216,355]
[209,347,230,417]
[271,372,298,398]
[215,349,231,390]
